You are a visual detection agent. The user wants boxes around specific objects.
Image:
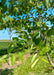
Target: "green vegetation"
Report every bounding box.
[0,0,54,74]
[0,41,9,55]
[0,48,54,75]
[0,41,9,49]
[0,56,53,75]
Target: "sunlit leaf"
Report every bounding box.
[31,53,37,64]
[31,58,39,69]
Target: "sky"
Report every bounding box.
[0,0,54,40]
[0,29,18,40]
[0,29,10,40]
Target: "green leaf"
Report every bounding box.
[0,54,11,60]
[31,53,37,64]
[40,58,49,63]
[31,58,39,69]
[43,0,50,9]
[11,54,16,65]
[1,0,6,4]
[0,55,7,60]
[40,46,50,55]
[52,70,54,73]
[37,21,41,27]
[19,52,24,63]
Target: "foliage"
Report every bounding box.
[0,0,54,73]
[0,0,54,50]
[0,41,9,55]
[39,46,50,55]
[50,49,54,58]
[31,53,49,69]
[0,41,9,49]
[19,52,24,63]
[0,56,52,75]
[11,54,16,65]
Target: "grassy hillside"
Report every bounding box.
[0,41,10,56]
[0,42,9,49]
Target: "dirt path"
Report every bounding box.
[1,53,33,70]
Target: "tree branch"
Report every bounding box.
[46,51,54,68]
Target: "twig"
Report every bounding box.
[46,51,54,69]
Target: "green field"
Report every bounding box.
[0,42,9,49]
[0,41,10,56]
